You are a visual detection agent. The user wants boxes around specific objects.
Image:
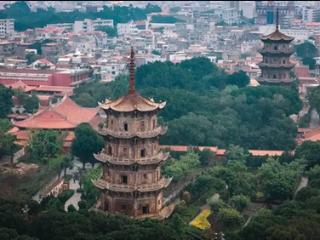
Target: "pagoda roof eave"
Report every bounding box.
[99,93,166,113]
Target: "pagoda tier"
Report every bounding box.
[258,47,294,56]
[258,62,295,69]
[94,177,172,193]
[98,125,167,139]
[94,151,169,166]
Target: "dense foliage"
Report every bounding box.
[27,130,62,163]
[73,57,301,150]
[0,197,204,240]
[1,1,161,31]
[71,123,104,169]
[295,41,319,70]
[0,85,13,118]
[151,15,182,23]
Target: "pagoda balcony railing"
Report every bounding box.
[94,151,169,165]
[93,177,172,193]
[98,126,167,139]
[258,62,295,68]
[258,47,294,55]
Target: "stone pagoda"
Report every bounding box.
[258,9,295,85]
[93,47,172,218]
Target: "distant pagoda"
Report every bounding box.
[258,9,295,85]
[93,47,172,218]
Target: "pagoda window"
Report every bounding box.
[123,147,129,158]
[282,59,286,64]
[140,149,146,158]
[274,46,278,50]
[142,204,149,214]
[153,119,156,129]
[121,175,128,184]
[140,121,145,131]
[121,204,127,210]
[107,146,112,155]
[143,173,148,179]
[273,74,276,79]
[110,119,113,127]
[124,122,128,131]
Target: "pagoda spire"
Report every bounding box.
[276,8,279,31]
[129,46,135,94]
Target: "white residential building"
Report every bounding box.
[0,19,14,38]
[74,18,114,33]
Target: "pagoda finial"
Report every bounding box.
[276,8,279,30]
[129,46,135,94]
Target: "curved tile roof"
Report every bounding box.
[261,29,293,41]
[99,93,166,112]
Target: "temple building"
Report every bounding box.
[258,10,295,85]
[9,95,99,151]
[93,48,173,219]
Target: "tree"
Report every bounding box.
[226,70,250,88]
[0,119,11,132]
[198,149,215,166]
[295,141,320,169]
[71,123,104,169]
[302,57,316,70]
[216,208,244,231]
[96,26,117,37]
[0,132,17,165]
[258,158,303,202]
[0,85,13,118]
[164,151,200,181]
[27,130,62,163]
[295,41,318,59]
[308,86,320,118]
[230,194,250,212]
[226,145,250,164]
[25,52,38,65]
[23,94,39,113]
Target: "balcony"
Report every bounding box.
[258,47,294,55]
[98,126,168,139]
[94,151,169,165]
[258,62,295,69]
[93,177,172,193]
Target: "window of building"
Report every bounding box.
[142,205,149,214]
[123,147,129,158]
[107,146,112,155]
[153,119,156,129]
[143,173,148,179]
[124,123,128,131]
[140,121,145,131]
[274,46,278,50]
[140,149,146,158]
[273,74,276,79]
[121,204,127,210]
[121,175,128,184]
[282,59,286,64]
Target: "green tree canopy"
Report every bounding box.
[71,123,104,169]
[27,130,62,163]
[295,41,319,59]
[0,85,13,118]
[258,158,303,202]
[295,141,320,169]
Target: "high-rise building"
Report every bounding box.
[256,1,295,26]
[94,48,172,218]
[258,10,295,85]
[0,19,14,38]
